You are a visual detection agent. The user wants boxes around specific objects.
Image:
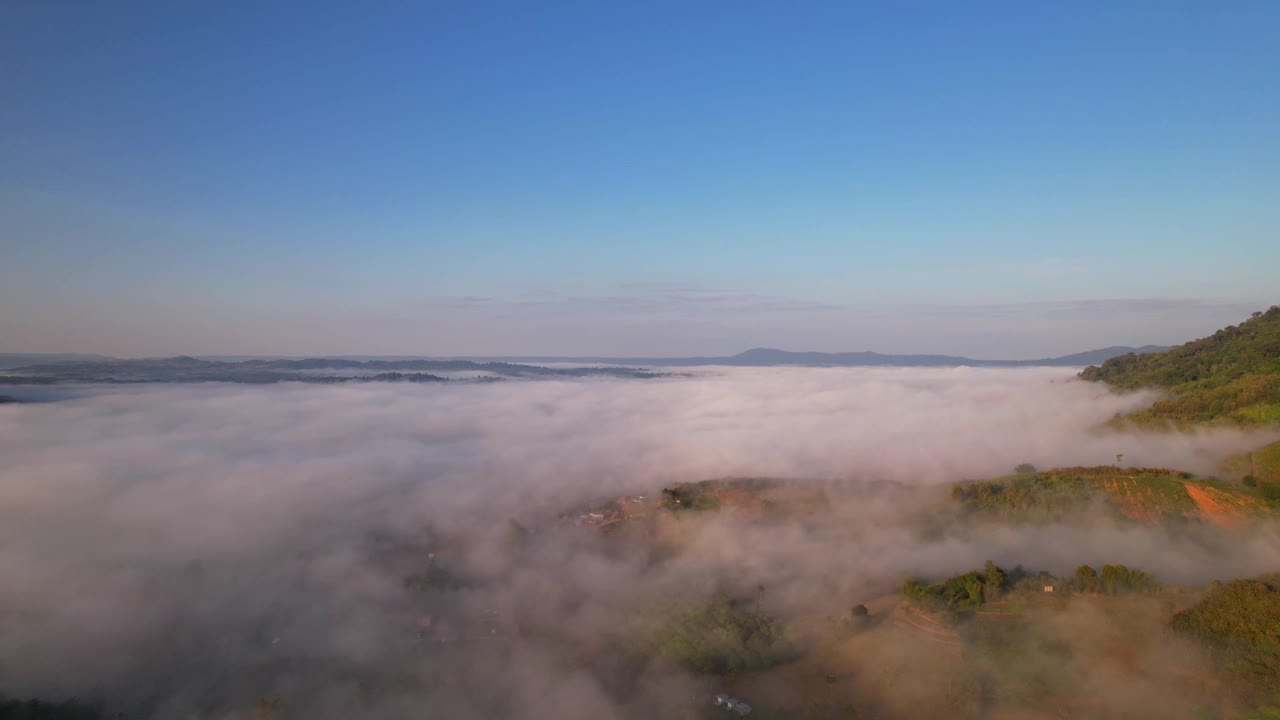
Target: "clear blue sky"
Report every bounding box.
[2,1,1277,358]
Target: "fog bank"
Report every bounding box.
[0,367,1276,718]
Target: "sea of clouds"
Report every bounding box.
[1,367,1277,718]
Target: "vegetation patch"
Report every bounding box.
[1171,578,1280,694]
[631,593,797,675]
[660,477,782,513]
[1069,563,1157,593]
[1225,440,1280,505]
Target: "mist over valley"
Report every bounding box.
[4,348,1280,718]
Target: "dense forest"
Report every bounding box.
[1080,306,1280,426]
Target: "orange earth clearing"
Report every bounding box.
[1183,482,1267,528]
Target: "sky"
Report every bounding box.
[2,1,1277,358]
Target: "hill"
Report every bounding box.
[1040,344,1169,366]
[1079,306,1280,427]
[950,466,1274,527]
[1171,576,1280,694]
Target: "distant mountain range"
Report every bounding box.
[463,345,1170,368]
[0,355,667,385]
[0,346,1170,386]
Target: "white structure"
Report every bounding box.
[712,694,751,715]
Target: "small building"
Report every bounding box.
[712,694,751,715]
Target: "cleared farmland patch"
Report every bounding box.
[953,467,1271,528]
[1183,482,1270,528]
[1087,473,1197,524]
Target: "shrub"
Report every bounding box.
[984,560,1006,600]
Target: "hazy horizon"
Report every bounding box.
[0,336,1176,363]
[0,301,1249,361]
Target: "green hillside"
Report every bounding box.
[950,466,1274,526]
[1079,306,1280,427]
[1222,440,1280,499]
[1171,577,1280,695]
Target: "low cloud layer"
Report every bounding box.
[0,368,1276,718]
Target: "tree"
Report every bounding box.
[1074,564,1100,593]
[983,561,1006,600]
[1101,564,1122,592]
[1099,564,1155,593]
[964,575,985,604]
[1015,463,1037,474]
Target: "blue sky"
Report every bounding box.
[2,2,1277,358]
